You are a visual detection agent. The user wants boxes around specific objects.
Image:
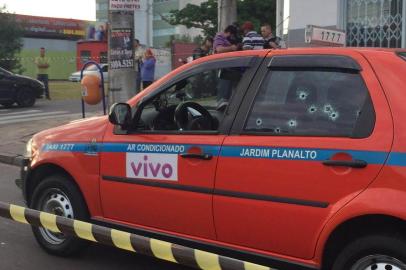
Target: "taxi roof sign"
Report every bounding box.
[305,25,346,47]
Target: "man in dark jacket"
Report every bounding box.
[261,24,282,49]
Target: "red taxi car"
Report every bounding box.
[20,48,406,270]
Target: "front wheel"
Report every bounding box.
[16,89,36,107]
[332,235,406,270]
[30,174,89,256]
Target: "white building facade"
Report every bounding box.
[277,0,405,48]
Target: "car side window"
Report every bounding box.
[245,69,375,137]
[137,65,250,132]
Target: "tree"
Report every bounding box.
[163,0,218,38]
[0,6,23,72]
[163,0,276,38]
[238,0,276,31]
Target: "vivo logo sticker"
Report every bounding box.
[126,153,178,181]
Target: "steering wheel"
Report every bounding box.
[174,101,214,131]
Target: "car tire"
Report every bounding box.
[1,101,14,108]
[30,174,89,256]
[331,234,406,270]
[16,88,36,107]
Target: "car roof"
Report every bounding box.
[191,47,405,63]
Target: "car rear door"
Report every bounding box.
[213,50,393,260]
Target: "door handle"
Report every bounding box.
[180,153,213,160]
[322,159,368,168]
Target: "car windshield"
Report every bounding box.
[397,52,406,61]
[0,67,12,75]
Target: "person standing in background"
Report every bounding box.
[261,24,283,49]
[95,25,105,41]
[193,37,214,60]
[241,21,264,50]
[141,48,156,90]
[35,47,50,100]
[134,39,145,92]
[213,25,239,54]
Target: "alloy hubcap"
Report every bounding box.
[38,189,73,245]
[352,255,406,270]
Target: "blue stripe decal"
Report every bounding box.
[41,142,406,167]
[42,143,88,153]
[386,152,406,167]
[42,143,221,156]
[101,143,221,155]
[222,146,388,165]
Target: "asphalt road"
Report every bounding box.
[0,163,191,270]
[0,98,103,115]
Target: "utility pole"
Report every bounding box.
[108,0,137,104]
[218,0,237,32]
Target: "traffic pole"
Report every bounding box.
[218,0,237,32]
[108,0,137,104]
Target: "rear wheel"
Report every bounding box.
[30,174,89,256]
[331,235,406,270]
[16,89,35,107]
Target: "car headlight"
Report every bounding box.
[25,138,33,158]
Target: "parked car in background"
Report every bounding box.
[0,67,45,108]
[69,64,108,83]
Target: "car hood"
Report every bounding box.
[13,74,43,85]
[70,71,81,77]
[33,116,108,148]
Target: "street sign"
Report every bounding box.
[305,25,346,47]
[110,28,134,70]
[109,0,141,11]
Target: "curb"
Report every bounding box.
[0,154,23,167]
[0,201,272,270]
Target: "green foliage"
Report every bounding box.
[0,6,23,72]
[164,0,218,38]
[164,0,276,39]
[238,0,276,31]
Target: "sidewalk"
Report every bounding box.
[0,113,100,167]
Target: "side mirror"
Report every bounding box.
[108,103,132,129]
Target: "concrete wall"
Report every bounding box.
[281,0,341,47]
[289,0,339,30]
[134,0,153,46]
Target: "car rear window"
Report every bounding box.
[245,69,375,138]
[397,52,406,61]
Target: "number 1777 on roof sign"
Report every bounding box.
[305,25,346,47]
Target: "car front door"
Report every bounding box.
[99,56,260,239]
[213,51,393,260]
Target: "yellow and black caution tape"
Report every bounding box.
[0,201,271,270]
